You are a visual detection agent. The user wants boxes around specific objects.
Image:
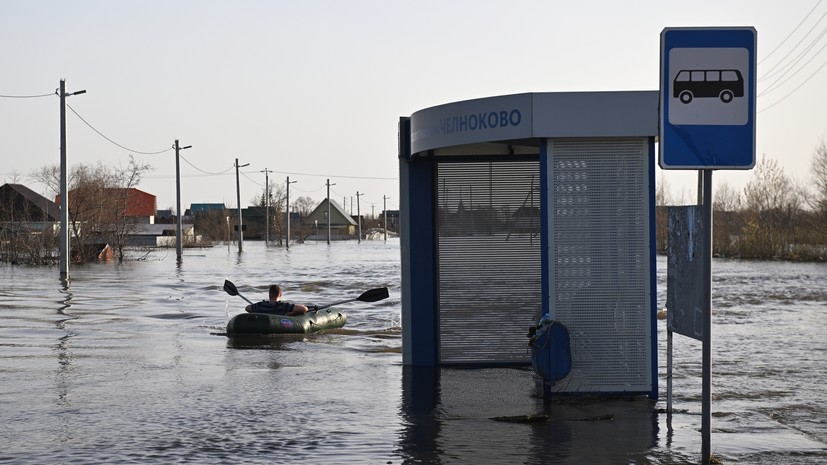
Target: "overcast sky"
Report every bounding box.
[2,1,825,212]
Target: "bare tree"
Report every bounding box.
[712,181,743,257]
[250,180,286,244]
[293,196,316,217]
[31,157,154,263]
[108,156,154,260]
[741,155,802,258]
[809,136,827,214]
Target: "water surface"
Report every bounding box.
[1,240,825,464]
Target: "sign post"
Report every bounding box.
[659,26,756,465]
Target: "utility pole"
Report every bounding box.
[326,179,335,244]
[286,177,297,249]
[235,158,249,253]
[356,191,364,243]
[383,195,390,241]
[175,139,192,262]
[261,168,272,247]
[58,79,85,281]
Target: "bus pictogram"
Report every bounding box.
[673,69,744,104]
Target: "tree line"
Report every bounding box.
[5,136,826,265]
[1,156,152,265]
[655,137,827,261]
[1,159,385,265]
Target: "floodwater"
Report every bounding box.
[1,239,826,464]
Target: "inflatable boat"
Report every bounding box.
[226,308,348,335]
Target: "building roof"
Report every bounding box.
[0,183,60,221]
[306,198,357,226]
[190,203,226,212]
[56,187,157,218]
[131,223,193,235]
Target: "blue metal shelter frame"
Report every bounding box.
[399,92,659,398]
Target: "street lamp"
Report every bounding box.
[261,168,272,246]
[235,158,249,253]
[286,177,297,249]
[175,140,192,263]
[58,79,86,281]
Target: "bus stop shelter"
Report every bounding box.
[399,91,659,396]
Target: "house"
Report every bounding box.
[55,187,203,249]
[127,223,197,247]
[0,183,60,234]
[380,209,400,232]
[0,183,60,221]
[155,209,175,223]
[305,198,358,240]
[56,187,158,224]
[188,203,226,217]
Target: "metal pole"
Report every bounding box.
[174,140,191,262]
[262,168,270,247]
[383,195,389,241]
[326,179,331,245]
[701,169,713,463]
[286,176,290,248]
[235,158,249,253]
[59,80,69,280]
[175,140,182,262]
[286,177,296,249]
[57,80,85,279]
[356,191,362,243]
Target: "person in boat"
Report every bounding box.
[245,284,314,316]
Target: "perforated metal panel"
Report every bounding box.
[436,159,541,364]
[548,138,652,393]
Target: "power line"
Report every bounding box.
[759,38,827,96]
[65,102,173,155]
[0,92,54,99]
[240,170,264,187]
[759,58,827,112]
[255,168,396,181]
[756,1,827,111]
[759,0,823,66]
[178,153,234,176]
[758,7,827,80]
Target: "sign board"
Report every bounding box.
[659,27,757,169]
[666,205,706,341]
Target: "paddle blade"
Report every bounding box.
[357,287,389,303]
[223,279,239,296]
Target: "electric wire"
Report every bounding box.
[757,1,827,111]
[0,92,54,99]
[759,9,827,81]
[178,153,234,176]
[759,0,823,66]
[240,171,264,187]
[759,58,827,112]
[759,36,827,96]
[65,103,173,155]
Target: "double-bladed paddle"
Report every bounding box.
[223,279,389,311]
[314,286,389,310]
[223,279,254,305]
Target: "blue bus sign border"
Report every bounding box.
[659,27,757,170]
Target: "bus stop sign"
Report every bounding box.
[659,27,756,170]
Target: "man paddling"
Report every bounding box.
[245,284,314,316]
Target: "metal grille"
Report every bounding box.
[436,159,541,364]
[548,138,652,392]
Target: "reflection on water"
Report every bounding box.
[399,367,658,464]
[0,242,826,464]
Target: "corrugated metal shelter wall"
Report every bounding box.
[548,138,653,393]
[436,159,541,364]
